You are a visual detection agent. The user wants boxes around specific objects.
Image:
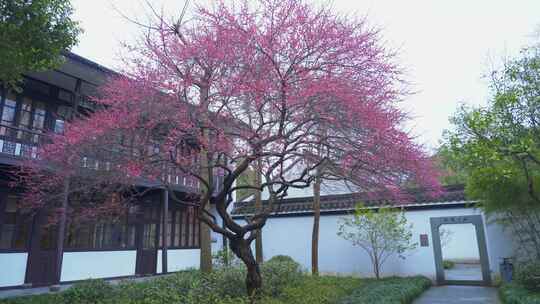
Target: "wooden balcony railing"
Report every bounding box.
[0,124,224,193]
[0,124,46,159]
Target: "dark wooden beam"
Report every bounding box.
[53,177,69,287]
[162,189,169,274]
[72,78,82,119]
[52,77,81,288]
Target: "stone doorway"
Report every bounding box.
[430,215,491,286]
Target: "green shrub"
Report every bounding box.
[114,276,185,304]
[516,262,540,292]
[266,255,297,265]
[61,279,115,304]
[212,249,241,268]
[500,282,540,304]
[204,254,303,298]
[204,266,247,298]
[160,269,204,294]
[117,269,244,304]
[339,276,431,304]
[443,260,455,269]
[261,255,303,297]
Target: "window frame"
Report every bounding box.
[0,193,33,253]
[1,97,18,127]
[0,80,60,135]
[161,206,200,250]
[63,209,138,252]
[0,90,55,148]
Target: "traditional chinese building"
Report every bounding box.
[0,53,206,289]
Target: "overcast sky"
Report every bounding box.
[70,0,540,150]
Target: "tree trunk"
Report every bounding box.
[373,254,380,280]
[200,218,212,272]
[199,131,213,273]
[230,237,262,298]
[311,167,321,276]
[255,159,263,264]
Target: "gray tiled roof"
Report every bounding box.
[232,184,467,216]
[62,51,117,75]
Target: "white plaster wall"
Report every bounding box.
[262,178,358,200]
[210,205,226,255]
[440,223,480,261]
[483,215,516,274]
[60,251,136,282]
[0,253,27,287]
[253,207,514,280]
[156,249,200,273]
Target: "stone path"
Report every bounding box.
[414,286,500,304]
[445,263,483,281]
[0,285,71,299]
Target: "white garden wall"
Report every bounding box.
[156,249,200,273]
[0,253,27,287]
[248,206,514,280]
[60,250,137,282]
[483,214,516,274]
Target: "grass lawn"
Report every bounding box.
[0,258,431,304]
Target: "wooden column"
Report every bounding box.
[0,82,5,103]
[52,78,81,288]
[53,177,69,287]
[254,159,263,264]
[71,79,82,119]
[161,189,169,274]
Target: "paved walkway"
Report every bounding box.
[0,285,71,299]
[445,263,483,281]
[414,286,500,304]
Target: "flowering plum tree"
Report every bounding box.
[16,0,440,296]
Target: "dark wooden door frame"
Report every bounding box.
[0,190,51,287]
[135,203,160,276]
[0,192,5,239]
[25,209,59,287]
[430,215,491,286]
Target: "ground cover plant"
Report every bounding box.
[443,260,455,269]
[499,261,540,304]
[339,276,431,304]
[0,258,431,304]
[500,283,540,304]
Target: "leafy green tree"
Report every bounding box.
[338,205,417,279]
[0,0,81,88]
[441,44,540,260]
[432,149,468,185]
